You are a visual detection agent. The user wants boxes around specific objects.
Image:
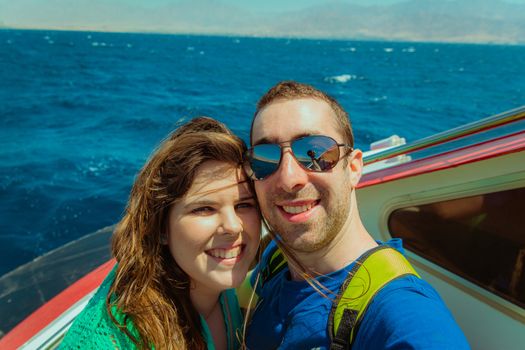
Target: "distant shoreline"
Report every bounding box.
[2,26,524,47]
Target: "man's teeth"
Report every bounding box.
[208,246,242,259]
[282,202,315,214]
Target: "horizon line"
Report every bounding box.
[2,26,524,47]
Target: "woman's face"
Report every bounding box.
[167,160,260,294]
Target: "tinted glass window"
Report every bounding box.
[388,187,525,308]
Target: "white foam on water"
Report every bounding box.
[324,74,357,83]
[340,47,357,52]
[402,47,416,53]
[384,48,394,53]
[370,95,388,102]
[92,42,99,47]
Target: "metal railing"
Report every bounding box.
[363,106,525,165]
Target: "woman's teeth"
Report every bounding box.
[207,246,242,259]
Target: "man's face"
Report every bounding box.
[251,98,357,253]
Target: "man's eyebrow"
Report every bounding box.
[253,137,273,145]
[253,132,317,146]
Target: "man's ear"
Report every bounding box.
[348,149,363,187]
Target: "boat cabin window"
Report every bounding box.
[388,187,525,308]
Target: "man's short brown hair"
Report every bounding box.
[251,81,354,147]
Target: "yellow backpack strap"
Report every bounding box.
[238,243,287,309]
[328,245,420,350]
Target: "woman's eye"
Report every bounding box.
[191,206,214,214]
[236,202,256,210]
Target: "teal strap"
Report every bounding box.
[221,289,243,350]
[200,289,243,350]
[200,316,216,350]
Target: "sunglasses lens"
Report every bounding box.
[248,143,282,180]
[292,136,340,171]
[246,135,343,180]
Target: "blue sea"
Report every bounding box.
[0,29,524,276]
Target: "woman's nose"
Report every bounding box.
[218,208,243,235]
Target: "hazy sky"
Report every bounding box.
[2,0,524,44]
[4,0,525,14]
[203,0,411,12]
[94,0,525,10]
[222,0,525,11]
[115,0,525,8]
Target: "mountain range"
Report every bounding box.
[1,0,524,44]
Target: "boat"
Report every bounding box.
[358,105,525,349]
[1,106,524,349]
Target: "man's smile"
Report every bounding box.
[275,199,320,222]
[280,200,319,214]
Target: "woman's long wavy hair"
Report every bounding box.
[108,117,248,349]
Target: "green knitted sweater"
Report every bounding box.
[59,267,243,349]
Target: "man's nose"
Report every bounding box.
[273,149,309,192]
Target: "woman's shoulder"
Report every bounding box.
[59,266,138,349]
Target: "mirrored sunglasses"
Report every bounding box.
[243,135,353,181]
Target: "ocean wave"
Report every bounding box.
[370,95,388,102]
[324,74,358,84]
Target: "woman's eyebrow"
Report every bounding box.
[185,199,216,206]
[238,195,255,202]
[185,193,254,205]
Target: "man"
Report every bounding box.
[242,81,470,349]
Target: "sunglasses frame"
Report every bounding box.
[244,135,353,181]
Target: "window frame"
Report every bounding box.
[379,172,525,321]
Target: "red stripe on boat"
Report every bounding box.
[359,132,525,188]
[0,259,116,349]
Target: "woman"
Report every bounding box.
[60,117,260,349]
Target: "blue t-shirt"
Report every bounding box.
[246,239,470,349]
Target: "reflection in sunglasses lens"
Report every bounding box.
[247,135,347,180]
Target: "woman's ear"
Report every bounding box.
[161,231,169,245]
